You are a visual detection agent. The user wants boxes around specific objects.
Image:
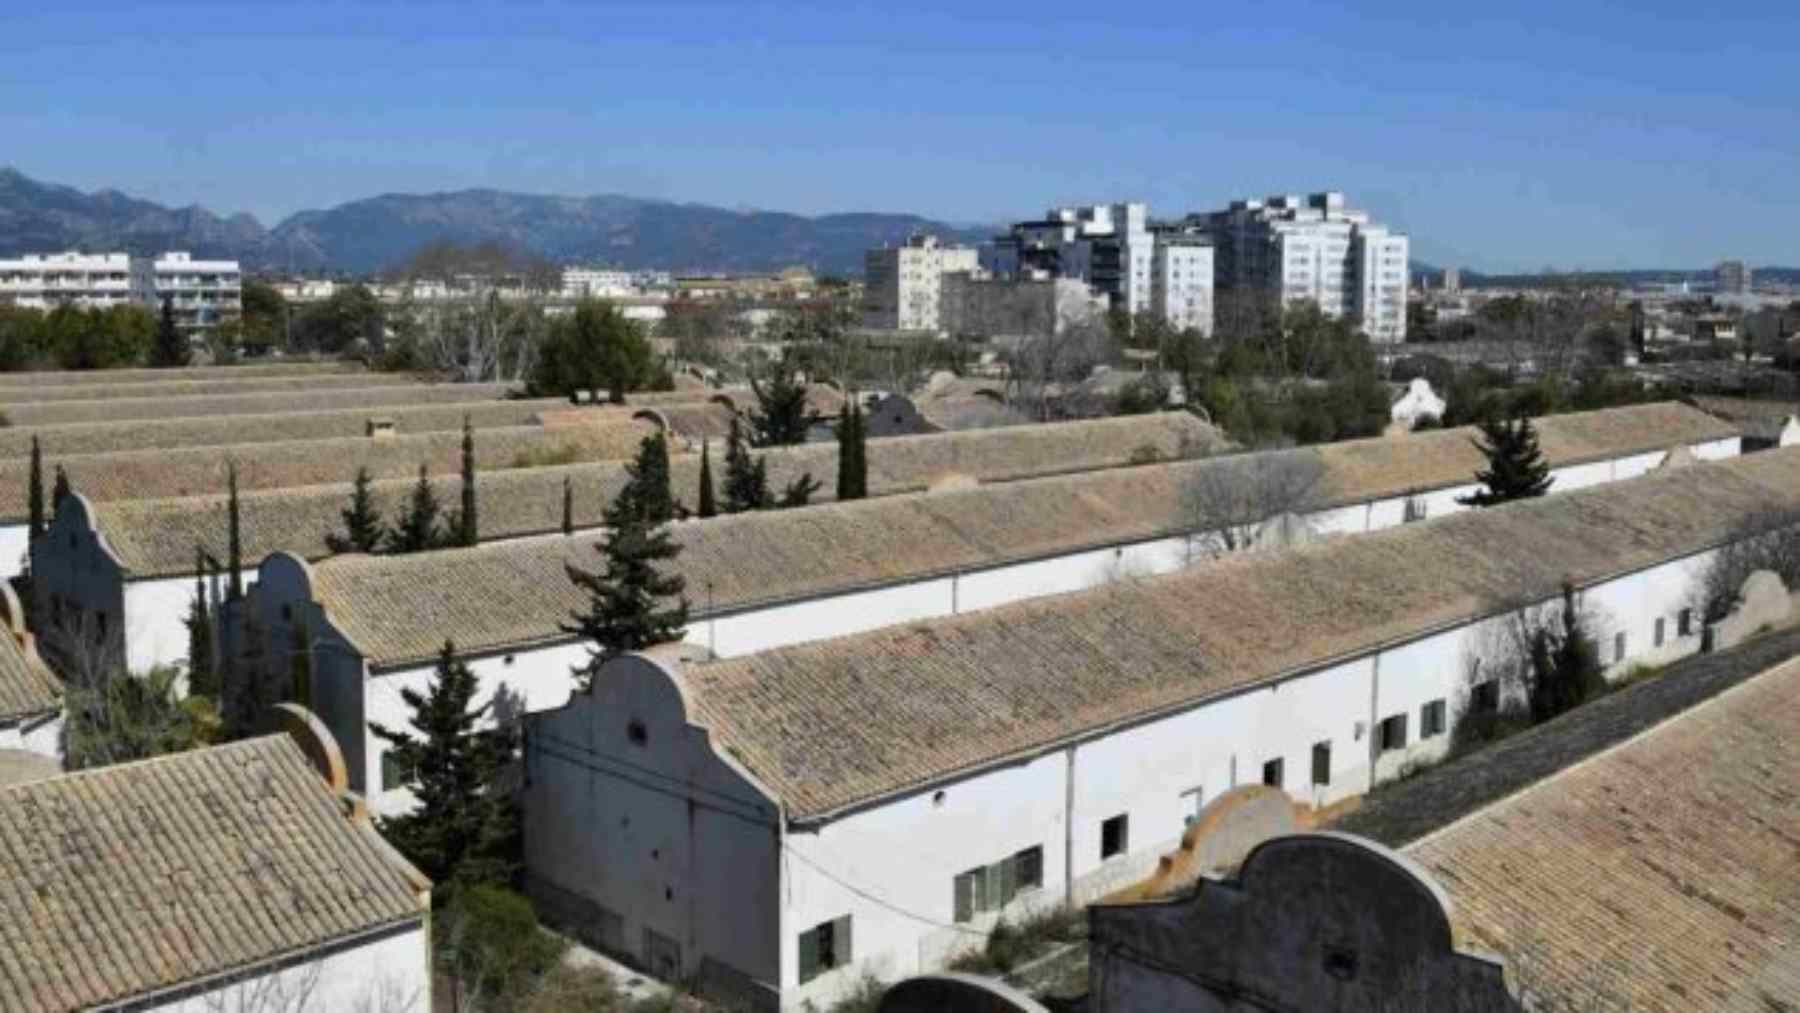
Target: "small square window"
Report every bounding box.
[1101,814,1129,860]
[1378,713,1408,752]
[1262,757,1285,788]
[380,751,414,793]
[1013,846,1043,891]
[1421,700,1447,738]
[1311,741,1331,786]
[1470,680,1499,714]
[798,916,851,983]
[1654,617,1665,648]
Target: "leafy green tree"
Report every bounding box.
[696,439,718,518]
[1459,414,1554,507]
[563,439,690,688]
[387,465,450,553]
[0,304,45,371]
[439,885,566,1007]
[237,278,288,354]
[835,400,867,501]
[370,641,519,887]
[28,436,45,541]
[61,663,200,771]
[1524,584,1605,723]
[326,467,387,554]
[293,284,384,354]
[151,296,190,367]
[532,299,655,403]
[722,417,770,513]
[749,358,816,446]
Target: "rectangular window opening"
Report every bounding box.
[1378,713,1409,752]
[1262,757,1284,788]
[1421,699,1447,738]
[798,916,851,983]
[1311,741,1331,786]
[1101,814,1129,860]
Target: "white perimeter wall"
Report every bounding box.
[141,922,430,1013]
[776,542,1724,1009]
[0,713,62,760]
[0,523,26,580]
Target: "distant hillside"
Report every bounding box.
[0,167,992,276]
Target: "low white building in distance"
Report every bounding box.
[0,251,154,310]
[862,234,981,331]
[0,707,434,1012]
[1185,192,1409,341]
[562,266,638,299]
[518,446,1800,1010]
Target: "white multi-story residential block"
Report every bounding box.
[563,267,637,299]
[151,251,242,333]
[1715,260,1751,295]
[1150,238,1214,335]
[0,251,154,310]
[862,234,980,331]
[1190,192,1409,341]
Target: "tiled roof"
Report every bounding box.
[8,421,657,521]
[680,447,1800,819]
[0,371,422,407]
[0,629,57,726]
[0,735,425,1012]
[0,399,572,460]
[1405,655,1800,1011]
[0,361,363,390]
[1687,395,1799,441]
[1,381,518,428]
[1314,402,1739,503]
[92,413,1219,577]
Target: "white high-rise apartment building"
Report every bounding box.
[863,234,980,331]
[0,250,241,333]
[562,267,636,299]
[152,252,242,333]
[0,252,154,310]
[1192,192,1409,342]
[984,202,1215,332]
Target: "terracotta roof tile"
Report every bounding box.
[0,361,361,390]
[1406,656,1800,1011]
[682,446,1800,819]
[0,371,421,407]
[0,735,424,1012]
[0,630,57,726]
[1,382,518,428]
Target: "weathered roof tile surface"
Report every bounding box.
[0,735,424,1012]
[1406,655,1800,1011]
[0,370,421,407]
[683,447,1800,818]
[0,630,57,726]
[2,381,518,428]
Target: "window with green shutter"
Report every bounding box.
[798,916,851,983]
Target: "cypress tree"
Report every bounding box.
[749,359,815,446]
[52,465,72,508]
[722,417,770,513]
[152,295,191,368]
[620,432,674,525]
[326,467,386,554]
[226,462,244,601]
[457,415,478,547]
[563,444,690,690]
[386,465,447,554]
[28,436,45,540]
[835,398,868,501]
[185,552,217,698]
[1459,413,1554,507]
[562,475,575,535]
[369,640,518,886]
[697,439,718,518]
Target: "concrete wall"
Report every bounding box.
[522,655,782,1011]
[143,921,431,1013]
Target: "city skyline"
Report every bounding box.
[5,1,1798,273]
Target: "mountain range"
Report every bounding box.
[0,167,990,276]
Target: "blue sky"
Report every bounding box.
[3,0,1798,271]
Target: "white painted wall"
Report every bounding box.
[0,523,26,580]
[142,922,430,1013]
[0,713,62,759]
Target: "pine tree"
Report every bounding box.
[722,417,770,513]
[457,415,478,547]
[52,465,72,508]
[561,475,575,535]
[28,436,46,540]
[184,553,217,698]
[617,432,675,526]
[386,465,447,553]
[226,462,244,601]
[749,359,815,446]
[835,398,868,501]
[152,296,191,368]
[696,439,718,518]
[1459,414,1554,507]
[563,448,690,690]
[326,467,386,554]
[369,641,518,887]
